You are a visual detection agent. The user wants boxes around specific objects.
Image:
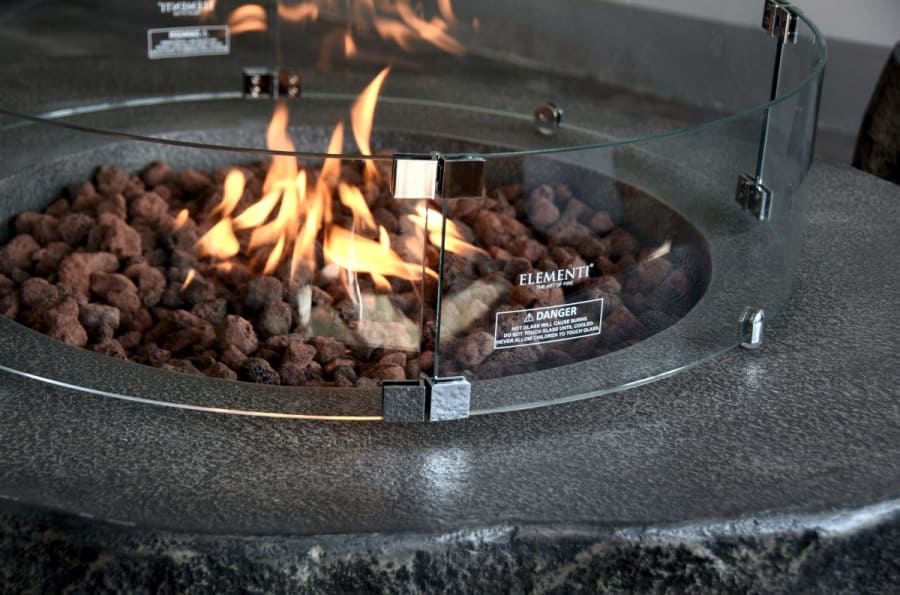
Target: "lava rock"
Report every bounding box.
[240,357,280,385]
[0,235,39,275]
[217,315,259,355]
[78,303,121,340]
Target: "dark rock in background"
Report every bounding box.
[854,42,900,184]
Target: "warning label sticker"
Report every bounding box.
[147,26,230,60]
[494,298,604,350]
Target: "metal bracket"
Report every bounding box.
[762,0,798,44]
[534,102,564,136]
[740,308,766,349]
[736,174,773,221]
[737,0,800,221]
[382,376,471,423]
[382,380,427,423]
[426,376,471,422]
[391,154,486,200]
[243,68,302,99]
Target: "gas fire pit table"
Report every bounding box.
[0,0,898,591]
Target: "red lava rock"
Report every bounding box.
[43,297,87,347]
[0,234,39,275]
[121,308,154,333]
[455,330,495,368]
[139,343,171,366]
[509,285,540,308]
[277,362,311,386]
[79,303,121,340]
[602,306,646,346]
[162,358,203,376]
[92,338,128,359]
[90,272,141,312]
[244,276,283,310]
[594,256,619,277]
[219,344,249,370]
[57,213,95,246]
[176,169,213,195]
[96,193,127,220]
[182,274,216,306]
[44,198,71,218]
[0,158,699,387]
[378,351,407,368]
[95,166,130,198]
[331,363,358,386]
[162,311,216,354]
[124,263,167,308]
[87,213,142,260]
[561,198,591,223]
[589,211,616,235]
[20,277,60,310]
[206,361,238,380]
[283,341,316,368]
[311,336,346,364]
[217,315,259,355]
[123,175,146,200]
[633,257,673,294]
[15,212,59,245]
[607,228,640,258]
[140,162,173,187]
[192,298,227,326]
[239,357,280,385]
[129,192,170,226]
[509,237,548,262]
[33,242,73,276]
[0,289,19,319]
[118,330,143,350]
[364,363,405,381]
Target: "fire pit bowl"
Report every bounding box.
[0,0,826,421]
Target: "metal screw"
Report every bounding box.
[534,102,563,136]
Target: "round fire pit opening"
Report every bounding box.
[0,124,713,418]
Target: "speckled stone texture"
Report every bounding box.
[2,501,899,594]
[0,161,898,591]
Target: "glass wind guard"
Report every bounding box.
[433,153,709,382]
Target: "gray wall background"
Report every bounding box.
[609,0,900,161]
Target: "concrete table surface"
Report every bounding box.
[1,161,898,592]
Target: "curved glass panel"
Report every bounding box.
[0,1,826,419]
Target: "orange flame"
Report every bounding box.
[181,268,197,292]
[412,205,486,258]
[278,1,320,23]
[324,226,436,289]
[260,1,467,60]
[197,219,241,260]
[228,4,267,34]
[174,208,190,230]
[394,1,465,55]
[351,66,390,181]
[212,169,246,218]
[344,30,358,58]
[193,67,478,300]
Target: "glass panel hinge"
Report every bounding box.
[736,174,773,221]
[762,0,798,44]
[242,68,302,99]
[391,154,486,200]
